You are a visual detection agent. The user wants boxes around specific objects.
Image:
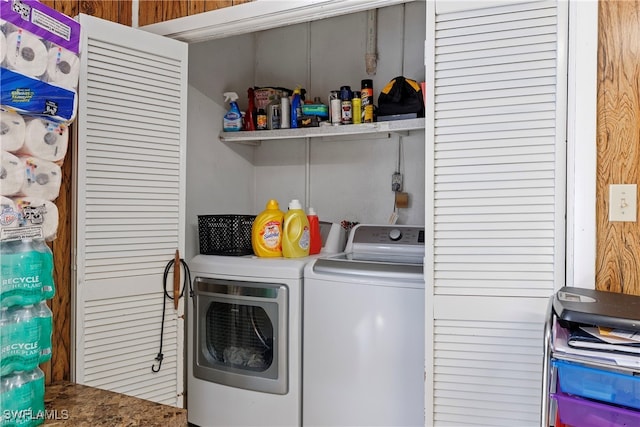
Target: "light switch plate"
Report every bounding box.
[609,184,637,222]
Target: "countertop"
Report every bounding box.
[44,381,187,426]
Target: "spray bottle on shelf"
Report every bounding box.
[307,207,322,255]
[223,92,243,132]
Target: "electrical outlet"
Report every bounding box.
[392,172,402,192]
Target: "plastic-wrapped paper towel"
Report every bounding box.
[20,118,68,162]
[0,68,78,124]
[4,30,48,78]
[19,156,62,201]
[0,109,26,152]
[14,197,59,241]
[0,150,24,196]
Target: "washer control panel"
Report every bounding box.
[345,224,425,263]
[351,225,424,246]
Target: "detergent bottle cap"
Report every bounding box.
[266,199,280,210]
[223,92,239,102]
[308,207,317,216]
[288,199,303,210]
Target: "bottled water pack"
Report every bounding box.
[0,368,45,427]
[0,238,55,308]
[0,302,52,376]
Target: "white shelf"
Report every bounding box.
[219,118,425,145]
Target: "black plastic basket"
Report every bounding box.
[198,215,256,256]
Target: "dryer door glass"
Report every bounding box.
[193,278,288,395]
[206,302,274,372]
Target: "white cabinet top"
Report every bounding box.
[141,0,416,43]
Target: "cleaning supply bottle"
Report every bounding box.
[307,207,322,255]
[290,88,302,129]
[244,87,257,131]
[223,92,243,132]
[282,199,310,258]
[252,199,285,257]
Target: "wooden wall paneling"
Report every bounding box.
[189,0,206,15]
[118,0,133,27]
[163,0,189,22]
[139,0,189,26]
[38,0,77,19]
[596,0,640,296]
[138,1,165,27]
[39,1,130,25]
[202,0,233,13]
[50,142,74,382]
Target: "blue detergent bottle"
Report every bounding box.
[223,92,243,131]
[290,88,302,129]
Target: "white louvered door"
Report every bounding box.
[74,15,187,406]
[425,1,566,425]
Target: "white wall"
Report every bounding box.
[186,2,426,256]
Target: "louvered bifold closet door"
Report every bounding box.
[426,1,566,426]
[74,15,187,406]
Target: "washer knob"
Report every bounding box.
[389,229,402,241]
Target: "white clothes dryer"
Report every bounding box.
[187,255,310,427]
[303,224,425,427]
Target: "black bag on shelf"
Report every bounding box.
[377,76,425,118]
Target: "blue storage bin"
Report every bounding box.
[553,359,640,410]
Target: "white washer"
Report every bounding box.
[187,255,310,427]
[303,224,425,427]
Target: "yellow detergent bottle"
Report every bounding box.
[252,199,284,257]
[282,199,310,258]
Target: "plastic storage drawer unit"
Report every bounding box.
[552,392,640,427]
[553,359,640,410]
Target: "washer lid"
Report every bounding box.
[311,253,423,280]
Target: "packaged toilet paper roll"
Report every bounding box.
[14,197,59,241]
[0,151,24,196]
[20,118,68,162]
[19,156,62,201]
[0,30,6,65]
[1,196,15,211]
[5,30,48,77]
[0,109,26,152]
[46,45,80,89]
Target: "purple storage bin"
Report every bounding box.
[552,392,640,427]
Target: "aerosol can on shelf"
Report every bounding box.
[282,199,310,258]
[252,199,284,257]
